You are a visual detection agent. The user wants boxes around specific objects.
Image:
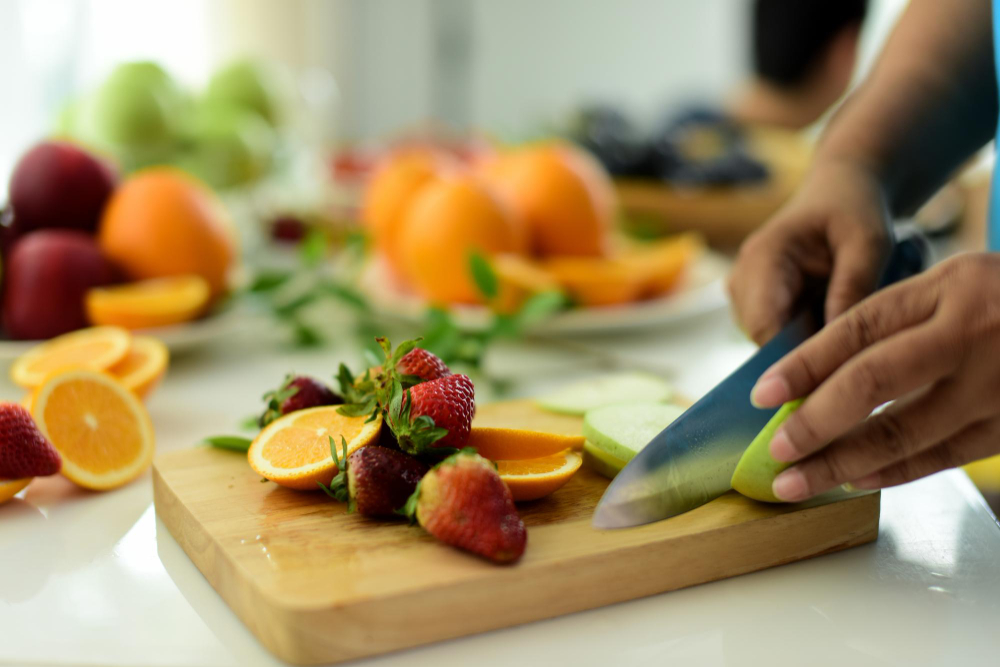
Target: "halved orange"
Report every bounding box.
[108,336,169,398]
[10,326,132,389]
[31,369,155,491]
[496,450,583,502]
[0,478,32,504]
[86,275,210,330]
[466,426,583,461]
[248,406,382,490]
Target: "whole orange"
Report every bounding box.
[482,142,615,257]
[98,168,236,297]
[396,175,527,304]
[362,150,454,269]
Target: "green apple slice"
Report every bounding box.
[582,403,686,462]
[731,398,805,503]
[582,440,627,479]
[537,372,673,416]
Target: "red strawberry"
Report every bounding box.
[259,375,342,427]
[392,374,475,454]
[405,451,526,564]
[322,442,429,517]
[0,402,61,479]
[396,348,451,382]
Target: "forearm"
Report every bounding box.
[816,0,997,216]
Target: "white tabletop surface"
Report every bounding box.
[2,309,999,667]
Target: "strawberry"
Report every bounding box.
[0,402,61,479]
[404,451,526,564]
[321,440,429,516]
[389,374,475,455]
[259,375,342,427]
[396,348,451,383]
[337,338,473,456]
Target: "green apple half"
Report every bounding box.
[583,403,685,463]
[731,398,805,503]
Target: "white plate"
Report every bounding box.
[0,306,244,361]
[360,251,730,336]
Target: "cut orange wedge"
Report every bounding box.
[10,326,132,389]
[472,399,584,441]
[496,450,583,502]
[248,406,382,490]
[108,336,169,399]
[0,478,32,504]
[32,369,155,491]
[86,275,211,330]
[466,426,583,461]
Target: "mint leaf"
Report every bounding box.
[468,251,499,300]
[203,435,253,452]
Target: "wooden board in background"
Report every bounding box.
[153,399,879,665]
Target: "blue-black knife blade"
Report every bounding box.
[592,236,928,529]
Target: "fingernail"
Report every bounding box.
[850,473,881,490]
[751,374,790,408]
[772,468,809,502]
[769,427,799,462]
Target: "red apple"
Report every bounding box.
[8,141,118,235]
[2,230,119,340]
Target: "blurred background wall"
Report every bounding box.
[0,0,908,183]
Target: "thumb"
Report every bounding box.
[824,235,886,323]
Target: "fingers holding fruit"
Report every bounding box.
[749,253,1000,501]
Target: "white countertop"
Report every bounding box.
[2,309,999,667]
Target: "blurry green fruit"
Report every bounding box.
[176,105,275,188]
[731,399,805,503]
[205,59,288,127]
[90,61,184,148]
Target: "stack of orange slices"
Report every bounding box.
[466,426,583,501]
[11,326,169,401]
[5,326,163,493]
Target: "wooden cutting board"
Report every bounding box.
[153,400,879,665]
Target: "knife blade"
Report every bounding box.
[592,236,929,529]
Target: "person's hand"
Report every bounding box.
[749,253,1000,501]
[728,159,894,345]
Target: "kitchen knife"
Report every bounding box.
[592,235,929,529]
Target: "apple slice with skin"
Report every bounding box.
[538,372,674,416]
[582,440,627,479]
[731,398,805,503]
[582,403,685,462]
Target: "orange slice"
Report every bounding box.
[496,450,583,502]
[86,275,211,330]
[0,478,32,504]
[544,257,645,307]
[108,336,170,399]
[625,233,702,297]
[466,426,583,461]
[32,369,155,491]
[248,406,382,490]
[10,326,132,389]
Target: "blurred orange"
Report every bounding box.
[482,142,615,257]
[362,150,454,270]
[98,167,236,298]
[625,233,703,297]
[396,175,527,304]
[492,253,561,313]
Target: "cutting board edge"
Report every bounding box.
[153,463,311,663]
[154,456,879,666]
